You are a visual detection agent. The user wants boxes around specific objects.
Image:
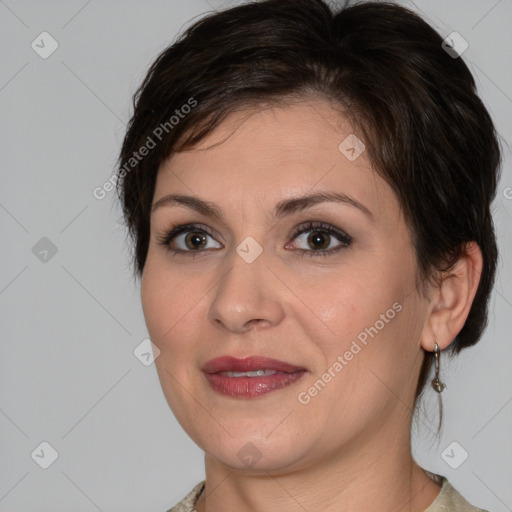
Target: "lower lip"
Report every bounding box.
[204,371,307,399]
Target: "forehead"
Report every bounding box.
[155,100,394,217]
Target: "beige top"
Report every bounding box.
[167,474,490,512]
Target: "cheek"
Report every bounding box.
[305,263,403,344]
[141,259,201,415]
[305,258,419,384]
[140,255,209,391]
[141,252,195,343]
[140,262,168,341]
[141,257,191,356]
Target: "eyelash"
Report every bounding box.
[156,221,353,258]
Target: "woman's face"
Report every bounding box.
[142,99,432,473]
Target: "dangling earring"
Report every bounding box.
[431,343,445,393]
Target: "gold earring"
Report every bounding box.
[431,343,445,393]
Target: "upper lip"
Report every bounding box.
[202,356,306,374]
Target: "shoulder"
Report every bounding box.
[166,476,490,512]
[425,477,490,512]
[166,481,205,512]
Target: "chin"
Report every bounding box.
[208,443,308,474]
[196,421,316,474]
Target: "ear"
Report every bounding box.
[420,241,483,352]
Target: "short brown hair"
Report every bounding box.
[117,0,501,398]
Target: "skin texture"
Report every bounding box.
[141,98,483,511]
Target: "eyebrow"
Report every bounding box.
[151,191,373,220]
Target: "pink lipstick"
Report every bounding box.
[202,356,307,399]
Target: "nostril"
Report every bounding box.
[244,318,270,330]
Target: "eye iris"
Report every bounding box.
[308,231,329,250]
[185,232,207,250]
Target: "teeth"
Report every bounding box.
[220,369,278,377]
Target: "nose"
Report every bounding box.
[207,249,285,334]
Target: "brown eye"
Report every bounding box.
[184,232,208,250]
[289,221,352,257]
[307,231,331,250]
[158,223,222,255]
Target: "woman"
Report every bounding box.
[116,0,501,510]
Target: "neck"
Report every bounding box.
[194,418,441,512]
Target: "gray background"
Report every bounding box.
[0,0,511,511]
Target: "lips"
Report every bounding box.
[202,356,306,374]
[201,356,307,399]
